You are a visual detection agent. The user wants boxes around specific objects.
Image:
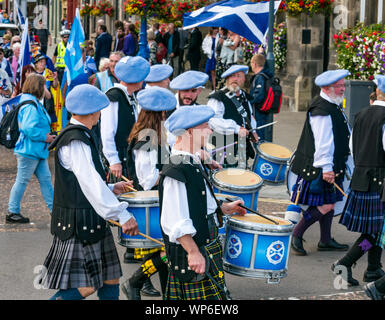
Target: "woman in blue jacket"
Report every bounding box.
[7,73,56,223]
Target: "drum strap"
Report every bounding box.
[228,94,252,131]
[196,161,225,227]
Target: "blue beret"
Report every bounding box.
[137,87,177,111]
[165,105,215,135]
[145,64,173,83]
[115,56,150,84]
[221,65,249,79]
[65,84,110,115]
[374,75,385,93]
[170,71,209,90]
[315,69,350,87]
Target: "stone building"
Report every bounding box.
[279,0,385,112]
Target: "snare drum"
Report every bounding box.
[214,193,242,244]
[253,142,292,184]
[224,214,293,283]
[211,168,263,211]
[118,191,162,249]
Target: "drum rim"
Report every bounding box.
[256,142,292,163]
[226,215,294,233]
[118,192,159,204]
[212,169,264,192]
[223,262,288,279]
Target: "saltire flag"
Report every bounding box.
[64,9,85,86]
[16,18,31,84]
[183,0,281,45]
[0,95,21,122]
[14,0,25,28]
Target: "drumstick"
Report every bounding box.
[256,121,278,130]
[120,175,138,192]
[108,220,165,247]
[225,197,279,225]
[333,182,348,198]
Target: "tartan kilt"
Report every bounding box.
[290,175,344,206]
[40,226,122,290]
[164,221,227,300]
[377,222,385,250]
[339,190,385,235]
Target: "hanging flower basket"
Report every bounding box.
[124,0,172,19]
[251,0,334,17]
[88,1,115,17]
[80,4,92,16]
[333,23,385,80]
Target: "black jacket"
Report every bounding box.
[162,30,180,57]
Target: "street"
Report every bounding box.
[0,109,378,300]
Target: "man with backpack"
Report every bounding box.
[249,54,274,141]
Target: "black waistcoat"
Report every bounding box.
[351,105,385,192]
[49,125,107,243]
[126,136,170,191]
[209,88,252,128]
[291,96,351,181]
[159,154,212,247]
[105,87,137,155]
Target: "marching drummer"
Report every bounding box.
[121,87,177,300]
[167,70,222,171]
[207,65,258,168]
[335,75,385,290]
[289,69,350,256]
[40,84,139,300]
[159,105,246,300]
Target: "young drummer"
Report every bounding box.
[122,86,176,300]
[159,105,246,300]
[40,84,139,300]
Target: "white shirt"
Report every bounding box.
[309,91,351,173]
[58,118,134,225]
[349,100,385,156]
[160,149,218,244]
[207,89,257,135]
[133,148,159,191]
[100,83,138,166]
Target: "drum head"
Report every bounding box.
[285,152,354,216]
[119,191,159,204]
[213,168,263,191]
[258,142,292,161]
[231,213,291,226]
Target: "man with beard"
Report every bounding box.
[289,70,350,256]
[166,71,209,147]
[207,65,258,168]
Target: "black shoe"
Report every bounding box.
[363,268,385,283]
[291,236,307,256]
[364,281,385,300]
[5,213,30,224]
[318,238,349,251]
[331,260,359,286]
[123,250,141,264]
[141,278,161,297]
[121,280,141,300]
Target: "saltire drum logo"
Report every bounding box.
[266,240,285,265]
[227,234,242,259]
[260,163,274,176]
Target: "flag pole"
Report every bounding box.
[265,0,275,143]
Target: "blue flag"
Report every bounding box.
[64,9,85,86]
[17,18,31,84]
[14,0,25,27]
[183,0,281,45]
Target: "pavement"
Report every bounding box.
[0,58,380,301]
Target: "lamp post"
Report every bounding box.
[265,0,275,142]
[137,15,150,59]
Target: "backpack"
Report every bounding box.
[257,73,283,114]
[0,100,37,149]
